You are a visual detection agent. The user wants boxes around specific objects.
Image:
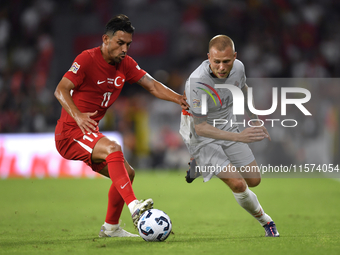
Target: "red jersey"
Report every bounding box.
[55,47,146,140]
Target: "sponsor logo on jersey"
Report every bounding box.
[193,99,201,108]
[69,62,80,74]
[97,80,105,85]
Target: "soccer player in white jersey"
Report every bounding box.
[180,35,279,237]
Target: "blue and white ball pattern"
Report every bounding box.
[137,209,172,242]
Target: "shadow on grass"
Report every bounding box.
[0,236,104,249]
[1,233,285,250]
[91,234,271,246]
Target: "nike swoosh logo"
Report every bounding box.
[97,80,105,84]
[120,181,129,189]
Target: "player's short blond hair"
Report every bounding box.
[209,35,235,52]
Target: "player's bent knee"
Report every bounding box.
[229,179,247,193]
[107,141,122,154]
[246,177,261,187]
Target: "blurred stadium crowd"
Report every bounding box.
[1,0,340,169]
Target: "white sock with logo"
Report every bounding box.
[128,200,139,214]
[233,187,272,226]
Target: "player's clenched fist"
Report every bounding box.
[74,110,98,134]
[237,127,268,143]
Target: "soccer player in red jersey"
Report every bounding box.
[54,14,189,238]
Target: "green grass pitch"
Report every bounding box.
[1,171,340,255]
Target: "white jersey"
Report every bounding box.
[183,59,246,150]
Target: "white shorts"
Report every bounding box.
[179,113,255,182]
[192,142,255,182]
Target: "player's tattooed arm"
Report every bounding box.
[242,84,271,141]
[137,73,153,84]
[137,74,189,110]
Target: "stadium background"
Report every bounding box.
[1,0,340,177]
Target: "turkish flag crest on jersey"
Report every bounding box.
[107,70,125,90]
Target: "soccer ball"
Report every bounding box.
[137,209,172,242]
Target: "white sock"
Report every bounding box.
[103,222,119,231]
[233,187,272,226]
[127,199,139,214]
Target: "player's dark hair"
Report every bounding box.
[105,14,135,36]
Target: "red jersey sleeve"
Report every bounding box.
[123,56,147,84]
[63,51,92,87]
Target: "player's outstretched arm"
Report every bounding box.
[242,84,271,141]
[54,77,98,134]
[137,74,189,110]
[193,115,267,143]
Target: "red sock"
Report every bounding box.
[106,152,136,206]
[105,185,125,224]
[105,178,134,224]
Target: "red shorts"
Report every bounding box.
[55,122,107,172]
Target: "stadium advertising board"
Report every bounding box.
[0,132,122,179]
